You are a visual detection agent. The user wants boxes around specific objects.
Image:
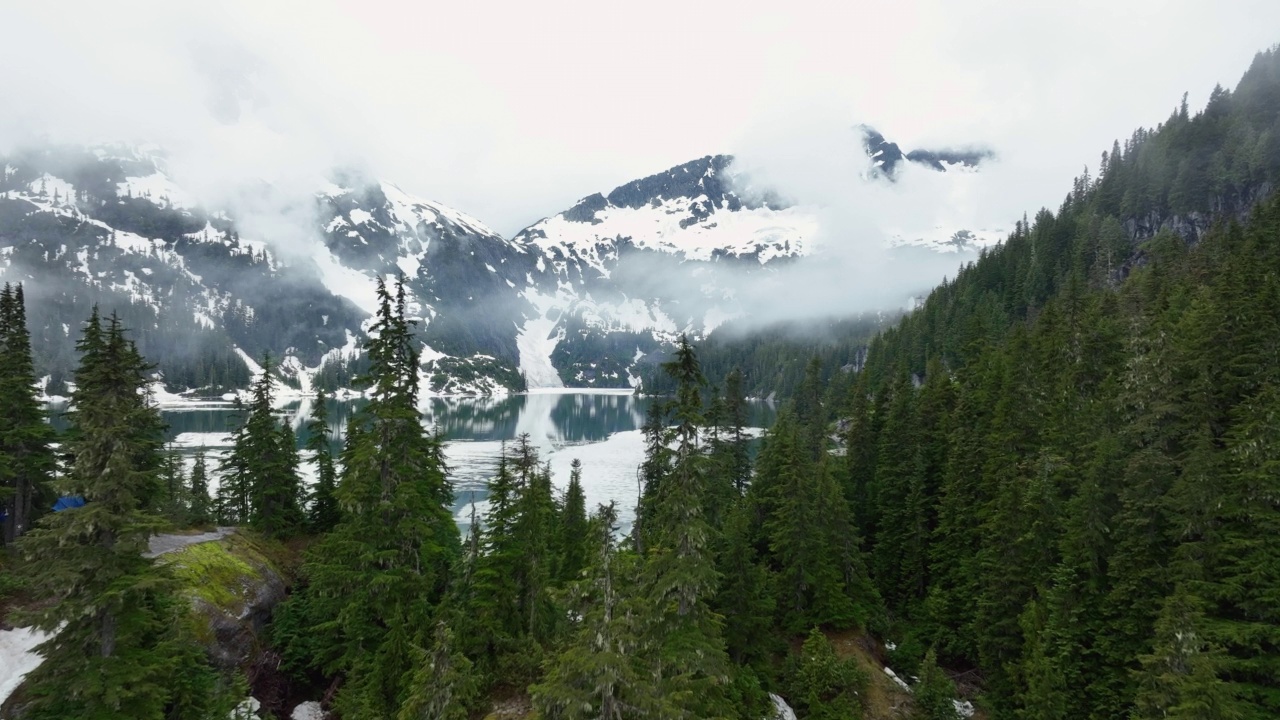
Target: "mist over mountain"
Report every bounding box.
[5,4,1280,720]
[0,135,990,396]
[859,126,995,178]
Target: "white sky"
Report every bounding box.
[2,0,1278,237]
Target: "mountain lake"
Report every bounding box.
[49,390,777,533]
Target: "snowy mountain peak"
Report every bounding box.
[2,140,994,398]
[513,155,818,270]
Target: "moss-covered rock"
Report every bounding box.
[160,531,292,669]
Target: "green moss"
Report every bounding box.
[160,531,286,616]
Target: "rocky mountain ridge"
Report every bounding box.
[0,143,987,397]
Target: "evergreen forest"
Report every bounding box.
[1,43,1280,720]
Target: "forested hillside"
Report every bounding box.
[637,314,889,400]
[841,46,1280,717]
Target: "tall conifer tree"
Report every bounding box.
[0,283,55,545]
[642,335,733,719]
[301,277,460,719]
[306,388,340,533]
[16,311,226,719]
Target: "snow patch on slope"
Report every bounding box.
[117,171,194,209]
[313,250,381,314]
[517,290,566,389]
[518,313,565,389]
[0,626,49,706]
[522,196,820,272]
[381,182,501,240]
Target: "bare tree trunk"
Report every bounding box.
[100,611,117,658]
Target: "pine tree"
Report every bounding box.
[188,451,213,526]
[15,310,226,719]
[306,389,340,533]
[0,283,55,545]
[556,458,589,583]
[301,277,460,719]
[532,502,657,720]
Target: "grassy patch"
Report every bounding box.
[823,629,914,720]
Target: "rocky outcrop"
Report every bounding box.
[160,531,291,669]
[1124,182,1275,243]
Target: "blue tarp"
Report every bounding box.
[52,495,86,512]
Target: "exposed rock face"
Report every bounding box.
[1124,182,1275,243]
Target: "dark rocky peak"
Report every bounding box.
[562,192,609,223]
[604,155,737,209]
[539,154,789,234]
[859,125,994,179]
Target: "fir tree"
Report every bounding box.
[760,410,879,632]
[532,502,657,720]
[634,398,670,554]
[397,622,477,720]
[0,283,56,545]
[723,368,752,493]
[714,498,775,669]
[468,447,525,672]
[188,451,212,526]
[221,354,303,537]
[642,335,733,719]
[556,458,589,583]
[301,277,460,719]
[1132,586,1242,720]
[841,369,878,545]
[914,648,961,720]
[513,442,558,644]
[157,447,189,524]
[788,628,866,720]
[306,388,340,533]
[15,310,226,719]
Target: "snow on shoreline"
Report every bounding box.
[44,386,633,411]
[524,387,633,395]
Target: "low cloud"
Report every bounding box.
[709,108,989,325]
[2,0,1278,323]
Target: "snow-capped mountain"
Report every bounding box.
[507,155,826,389]
[515,155,818,270]
[0,141,992,398]
[0,145,366,397]
[311,174,535,394]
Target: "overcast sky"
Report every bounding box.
[2,0,1278,237]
